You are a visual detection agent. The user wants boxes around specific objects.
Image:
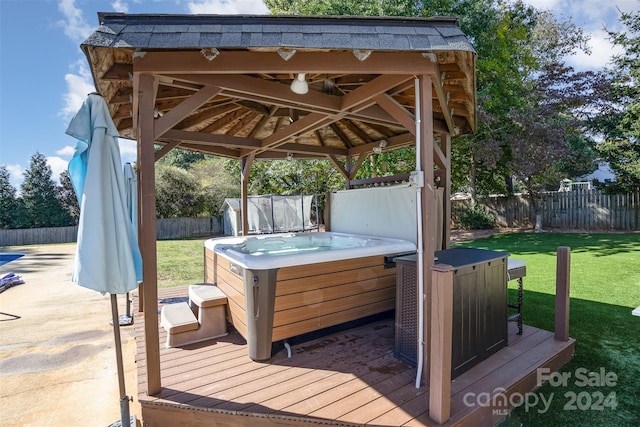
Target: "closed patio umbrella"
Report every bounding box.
[66,93,142,427]
[119,162,138,326]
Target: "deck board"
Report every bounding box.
[135,285,575,427]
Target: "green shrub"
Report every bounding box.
[454,204,495,229]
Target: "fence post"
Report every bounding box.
[555,246,571,341]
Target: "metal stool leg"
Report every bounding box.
[508,277,523,335]
[516,277,523,335]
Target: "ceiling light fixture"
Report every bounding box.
[372,139,388,154]
[277,48,297,61]
[290,73,308,95]
[200,47,220,61]
[286,152,294,161]
[153,108,164,118]
[353,49,372,61]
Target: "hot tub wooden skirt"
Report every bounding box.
[206,249,397,360]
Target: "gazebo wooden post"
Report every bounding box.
[345,156,352,189]
[240,154,254,236]
[418,74,436,386]
[442,134,452,249]
[137,73,161,395]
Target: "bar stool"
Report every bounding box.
[507,259,526,335]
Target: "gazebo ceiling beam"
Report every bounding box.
[133,51,436,75]
[348,152,369,180]
[374,93,416,135]
[341,74,413,111]
[330,123,355,149]
[326,154,349,180]
[177,142,242,158]
[154,140,182,162]
[228,111,260,135]
[341,120,373,145]
[164,74,404,128]
[153,85,222,138]
[162,129,261,149]
[258,112,336,154]
[235,100,272,116]
[199,108,247,134]
[273,142,347,156]
[174,104,239,130]
[347,132,415,156]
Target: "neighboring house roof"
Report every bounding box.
[578,161,616,182]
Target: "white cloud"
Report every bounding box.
[56,0,94,44]
[187,0,269,14]
[521,0,561,9]
[6,164,24,189]
[118,138,138,165]
[565,28,624,71]
[111,0,130,13]
[520,0,633,71]
[60,60,96,121]
[47,156,70,182]
[57,146,76,157]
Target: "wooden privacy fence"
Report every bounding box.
[0,216,222,246]
[156,216,221,239]
[454,190,640,231]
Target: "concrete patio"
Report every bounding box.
[0,244,140,426]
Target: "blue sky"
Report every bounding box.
[0,0,637,189]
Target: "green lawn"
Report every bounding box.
[156,232,640,426]
[156,238,208,288]
[453,232,640,427]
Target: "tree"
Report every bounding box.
[191,157,241,216]
[20,152,73,227]
[506,63,601,230]
[591,8,640,192]
[354,148,416,180]
[157,147,208,169]
[265,0,420,16]
[57,170,80,224]
[0,165,18,228]
[155,163,205,218]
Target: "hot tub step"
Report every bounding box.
[161,301,227,348]
[189,284,228,343]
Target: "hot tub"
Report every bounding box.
[204,232,415,360]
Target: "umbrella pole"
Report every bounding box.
[110,294,131,427]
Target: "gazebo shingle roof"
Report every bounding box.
[86,13,474,53]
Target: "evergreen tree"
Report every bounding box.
[57,170,80,224]
[20,152,73,227]
[592,8,640,192]
[0,165,18,228]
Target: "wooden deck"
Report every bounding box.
[135,286,575,427]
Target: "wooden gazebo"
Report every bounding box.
[79,13,574,426]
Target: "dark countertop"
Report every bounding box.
[395,247,510,269]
